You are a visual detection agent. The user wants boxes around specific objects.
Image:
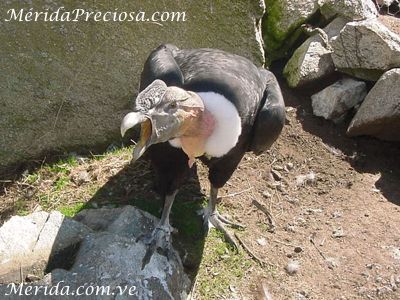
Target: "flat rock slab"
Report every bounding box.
[0,206,190,299]
[347,68,400,141]
[311,77,367,121]
[0,211,90,282]
[331,18,400,81]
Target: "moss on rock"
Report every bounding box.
[262,0,320,63]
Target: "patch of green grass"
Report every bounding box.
[197,229,253,299]
[15,199,30,216]
[59,202,88,217]
[256,221,270,232]
[92,146,133,161]
[54,176,70,191]
[47,156,78,174]
[25,173,40,185]
[171,199,204,238]
[107,146,133,158]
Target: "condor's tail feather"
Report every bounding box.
[249,69,286,155]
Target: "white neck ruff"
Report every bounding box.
[169,91,242,158]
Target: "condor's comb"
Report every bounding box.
[133,79,167,112]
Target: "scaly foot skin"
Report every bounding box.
[201,207,244,251]
[137,224,174,269]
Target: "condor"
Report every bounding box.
[121,44,285,262]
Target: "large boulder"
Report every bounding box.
[347,68,400,141]
[283,17,347,88]
[311,77,367,121]
[320,0,378,21]
[262,0,320,62]
[331,18,400,81]
[0,0,265,175]
[0,206,190,299]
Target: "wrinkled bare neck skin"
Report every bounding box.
[178,107,216,167]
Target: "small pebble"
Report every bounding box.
[286,197,299,204]
[71,170,91,185]
[294,246,303,253]
[326,257,338,269]
[271,169,282,181]
[332,227,345,238]
[332,211,343,218]
[286,260,300,275]
[295,172,316,186]
[262,191,272,198]
[272,165,284,171]
[256,238,267,246]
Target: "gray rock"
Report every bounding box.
[311,78,367,121]
[0,206,190,299]
[0,1,265,174]
[347,68,400,141]
[74,206,158,238]
[48,232,189,300]
[262,0,320,62]
[0,211,90,282]
[331,19,400,81]
[320,0,378,20]
[283,17,347,88]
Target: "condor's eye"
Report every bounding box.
[168,102,178,109]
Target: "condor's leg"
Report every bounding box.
[202,153,247,249]
[140,190,178,268]
[140,144,191,268]
[202,186,242,249]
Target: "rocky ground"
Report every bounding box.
[1,76,399,299]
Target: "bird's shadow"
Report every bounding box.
[81,156,206,281]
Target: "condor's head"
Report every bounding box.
[121,80,214,163]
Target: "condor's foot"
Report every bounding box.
[201,209,245,250]
[137,225,175,269]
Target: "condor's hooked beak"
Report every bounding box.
[121,112,154,161]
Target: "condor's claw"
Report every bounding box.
[138,225,175,269]
[202,208,243,251]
